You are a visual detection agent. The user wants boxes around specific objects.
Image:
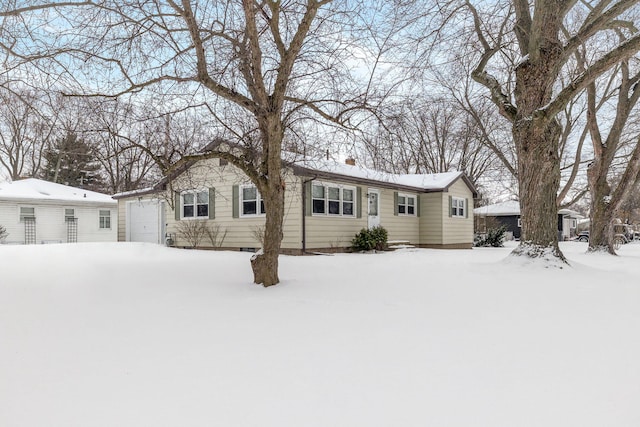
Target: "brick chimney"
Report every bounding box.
[345,158,356,166]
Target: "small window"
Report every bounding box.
[451,197,466,218]
[328,187,340,215]
[312,184,325,214]
[182,190,209,219]
[517,217,522,227]
[398,194,416,216]
[196,191,209,217]
[343,188,354,216]
[99,210,111,229]
[65,208,75,221]
[20,207,35,222]
[241,185,265,216]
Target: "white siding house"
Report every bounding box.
[0,178,117,244]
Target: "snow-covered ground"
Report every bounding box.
[1,241,639,426]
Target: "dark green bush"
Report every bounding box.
[0,224,7,242]
[474,225,507,247]
[352,226,388,251]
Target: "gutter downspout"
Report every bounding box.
[301,176,317,254]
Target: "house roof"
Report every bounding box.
[558,208,584,218]
[112,186,156,199]
[0,178,116,205]
[474,200,520,216]
[291,159,477,195]
[113,151,478,199]
[474,200,585,218]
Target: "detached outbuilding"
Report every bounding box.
[473,200,583,240]
[114,157,478,253]
[0,178,117,244]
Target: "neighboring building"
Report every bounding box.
[474,200,583,240]
[0,178,117,244]
[114,157,478,253]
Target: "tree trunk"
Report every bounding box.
[587,137,640,254]
[511,116,566,261]
[510,47,567,263]
[250,114,286,287]
[587,161,616,254]
[250,179,285,287]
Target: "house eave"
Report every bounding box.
[291,165,457,194]
[0,196,116,207]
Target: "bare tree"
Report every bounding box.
[0,87,57,179]
[358,97,497,193]
[1,1,399,286]
[82,98,196,193]
[456,0,640,263]
[584,56,640,253]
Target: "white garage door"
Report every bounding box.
[127,200,164,244]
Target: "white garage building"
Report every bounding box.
[113,188,166,244]
[0,178,117,244]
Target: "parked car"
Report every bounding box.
[575,231,589,242]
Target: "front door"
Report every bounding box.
[368,188,380,228]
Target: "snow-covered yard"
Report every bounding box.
[1,241,639,426]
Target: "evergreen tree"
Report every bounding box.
[40,132,105,192]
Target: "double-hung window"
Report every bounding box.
[65,208,75,221]
[241,185,265,216]
[20,207,35,222]
[397,194,416,216]
[451,197,466,217]
[312,183,356,217]
[99,210,111,229]
[182,190,209,219]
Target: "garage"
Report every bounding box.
[126,199,165,244]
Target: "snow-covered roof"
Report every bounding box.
[474,200,520,216]
[112,156,474,199]
[474,200,585,218]
[112,187,155,199]
[558,208,584,218]
[293,158,467,192]
[0,178,115,205]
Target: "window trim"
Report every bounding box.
[180,189,210,220]
[239,184,266,217]
[19,206,36,222]
[64,208,75,222]
[311,182,357,218]
[397,193,417,216]
[99,209,111,229]
[451,197,466,218]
